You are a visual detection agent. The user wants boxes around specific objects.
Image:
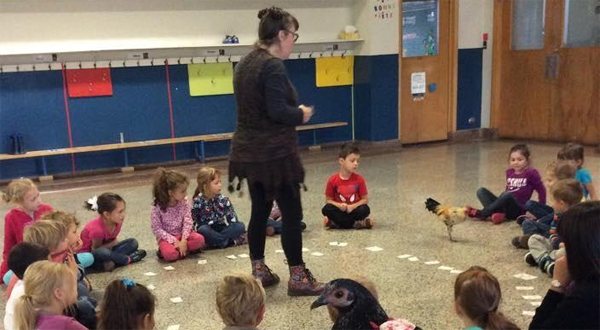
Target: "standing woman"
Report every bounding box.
[228,6,324,296]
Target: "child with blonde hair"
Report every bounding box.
[558,142,597,201]
[13,260,86,330]
[216,273,266,330]
[98,278,156,330]
[41,211,94,269]
[454,266,519,330]
[192,166,247,249]
[151,168,205,261]
[1,178,53,283]
[82,193,146,271]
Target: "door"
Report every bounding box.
[492,0,600,144]
[400,0,456,144]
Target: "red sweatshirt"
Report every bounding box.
[1,204,53,278]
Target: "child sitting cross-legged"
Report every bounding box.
[216,273,266,330]
[525,179,583,276]
[191,166,247,249]
[322,143,373,229]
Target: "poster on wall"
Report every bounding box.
[373,0,395,20]
[402,0,438,57]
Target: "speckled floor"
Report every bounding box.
[1,141,598,330]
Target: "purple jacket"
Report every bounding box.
[505,168,546,208]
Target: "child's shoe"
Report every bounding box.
[465,206,481,218]
[156,250,164,260]
[524,252,537,266]
[231,35,239,43]
[516,214,534,226]
[222,35,233,44]
[300,221,307,231]
[102,260,115,272]
[511,235,530,249]
[252,259,280,288]
[287,263,325,296]
[232,233,248,246]
[491,213,506,225]
[538,255,552,273]
[545,262,555,277]
[353,217,374,229]
[266,226,276,236]
[129,249,147,263]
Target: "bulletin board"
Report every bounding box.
[315,56,354,87]
[187,63,234,96]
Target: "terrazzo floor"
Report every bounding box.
[1,140,598,330]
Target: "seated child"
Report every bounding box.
[151,168,205,261]
[525,179,583,276]
[98,278,156,330]
[322,143,373,229]
[1,178,53,284]
[24,220,97,329]
[40,211,94,269]
[512,161,576,249]
[4,242,50,330]
[558,143,597,201]
[82,193,146,271]
[13,260,87,330]
[265,201,306,236]
[192,166,247,248]
[454,266,520,330]
[216,273,266,330]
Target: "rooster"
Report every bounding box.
[425,198,467,242]
[311,279,389,330]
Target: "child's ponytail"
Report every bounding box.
[486,311,520,330]
[152,168,189,211]
[14,294,37,330]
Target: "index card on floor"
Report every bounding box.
[530,301,542,307]
[198,259,207,265]
[170,297,183,303]
[522,311,536,316]
[164,266,175,271]
[438,266,454,271]
[167,325,180,330]
[329,241,339,246]
[424,260,440,265]
[311,252,324,256]
[337,242,348,247]
[365,246,383,252]
[275,249,284,253]
[408,257,420,262]
[397,254,412,259]
[513,273,538,280]
[237,254,249,258]
[523,295,543,300]
[516,286,534,290]
[226,255,237,259]
[147,284,156,291]
[302,248,310,252]
[450,269,462,274]
[144,272,157,276]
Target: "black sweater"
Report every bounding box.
[230,48,303,163]
[529,280,600,330]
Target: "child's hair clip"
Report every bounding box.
[122,278,136,287]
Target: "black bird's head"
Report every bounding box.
[425,198,441,213]
[310,279,358,310]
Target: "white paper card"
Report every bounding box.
[408,257,420,262]
[167,325,180,330]
[397,254,412,259]
[513,273,538,280]
[450,269,462,274]
[516,286,534,290]
[337,242,348,247]
[329,241,339,246]
[164,266,175,271]
[198,259,207,265]
[275,249,284,253]
[366,246,383,252]
[522,311,536,316]
[237,254,249,258]
[144,272,157,276]
[226,255,237,259]
[147,284,156,291]
[530,301,542,307]
[523,295,543,300]
[438,266,454,271]
[302,248,310,252]
[424,260,440,265]
[411,72,426,94]
[311,252,324,256]
[170,297,183,303]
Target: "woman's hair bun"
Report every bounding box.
[258,6,284,20]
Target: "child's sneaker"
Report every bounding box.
[232,233,248,246]
[524,252,537,266]
[465,206,481,218]
[323,216,331,228]
[129,249,147,263]
[491,213,506,225]
[545,262,555,277]
[300,221,307,231]
[512,235,530,249]
[516,214,534,225]
[538,255,552,272]
[353,218,374,229]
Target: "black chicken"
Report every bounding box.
[311,279,389,330]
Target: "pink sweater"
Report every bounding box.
[150,200,193,244]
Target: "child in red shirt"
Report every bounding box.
[1,178,52,283]
[322,143,373,229]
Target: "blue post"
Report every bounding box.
[123,149,129,167]
[194,142,201,162]
[200,141,206,163]
[41,156,48,176]
[313,130,317,146]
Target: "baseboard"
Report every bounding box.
[448,128,498,142]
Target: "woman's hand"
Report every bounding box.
[300,105,314,123]
[551,256,571,293]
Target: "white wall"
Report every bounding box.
[0,0,356,55]
[458,0,494,128]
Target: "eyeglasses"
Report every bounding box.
[286,30,299,42]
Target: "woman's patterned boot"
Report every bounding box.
[287,263,325,296]
[251,259,280,287]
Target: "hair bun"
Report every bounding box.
[258,6,284,20]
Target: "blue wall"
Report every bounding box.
[457,48,483,130]
[0,59,352,180]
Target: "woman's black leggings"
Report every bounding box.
[248,182,304,266]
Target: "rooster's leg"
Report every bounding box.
[447,225,454,242]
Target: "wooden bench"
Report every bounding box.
[0,121,348,179]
